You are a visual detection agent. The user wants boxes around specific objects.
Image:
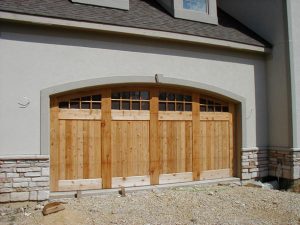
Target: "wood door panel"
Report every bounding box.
[159,121,193,174]
[51,119,102,191]
[200,120,230,172]
[111,121,150,177]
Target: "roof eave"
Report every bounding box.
[0,11,270,54]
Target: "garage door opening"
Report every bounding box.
[50,86,236,192]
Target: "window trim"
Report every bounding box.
[173,0,218,25]
[70,0,129,11]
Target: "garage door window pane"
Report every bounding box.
[141,102,150,110]
[112,101,120,110]
[81,102,90,109]
[132,101,140,110]
[141,91,150,100]
[122,101,130,110]
[59,102,69,109]
[92,103,101,109]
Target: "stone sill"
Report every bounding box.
[0,155,49,160]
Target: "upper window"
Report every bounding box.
[183,0,208,13]
[156,0,218,25]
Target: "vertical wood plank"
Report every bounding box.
[185,122,193,172]
[88,121,95,178]
[200,121,207,171]
[101,89,112,188]
[150,88,159,184]
[192,94,200,180]
[77,120,84,179]
[50,98,59,191]
[65,120,72,180]
[71,120,78,179]
[209,121,215,170]
[83,121,89,179]
[59,120,66,180]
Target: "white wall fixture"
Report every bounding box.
[18,97,31,108]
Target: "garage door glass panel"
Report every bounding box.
[159,92,192,112]
[111,91,150,111]
[200,97,229,112]
[58,95,102,110]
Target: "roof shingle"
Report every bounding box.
[0,0,270,47]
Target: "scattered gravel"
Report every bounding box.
[1,185,300,225]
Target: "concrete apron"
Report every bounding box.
[50,177,240,199]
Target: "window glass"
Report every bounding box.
[159,92,192,112]
[111,91,150,111]
[183,0,207,13]
[59,94,102,110]
[199,97,229,112]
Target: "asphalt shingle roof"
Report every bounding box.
[0,0,270,47]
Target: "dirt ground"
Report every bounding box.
[1,184,300,225]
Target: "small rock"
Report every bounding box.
[35,204,43,210]
[190,218,197,223]
[24,212,31,217]
[208,192,214,196]
[0,212,6,216]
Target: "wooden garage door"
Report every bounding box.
[50,86,235,191]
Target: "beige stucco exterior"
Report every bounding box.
[0,21,268,155]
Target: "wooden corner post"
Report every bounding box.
[150,88,160,185]
[192,93,201,180]
[101,89,112,189]
[50,98,59,191]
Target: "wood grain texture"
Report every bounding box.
[159,121,192,174]
[50,98,59,191]
[149,88,160,185]
[51,87,236,191]
[58,178,102,191]
[192,93,201,180]
[112,175,150,188]
[101,89,112,189]
[159,172,193,184]
[111,121,149,177]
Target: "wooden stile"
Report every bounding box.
[101,89,112,189]
[150,88,160,185]
[192,94,201,180]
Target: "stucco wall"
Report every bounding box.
[218,0,291,148]
[287,0,300,149]
[0,22,267,155]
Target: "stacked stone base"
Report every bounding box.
[241,148,300,182]
[269,149,300,180]
[0,156,50,203]
[241,148,268,180]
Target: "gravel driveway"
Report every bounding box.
[1,184,300,225]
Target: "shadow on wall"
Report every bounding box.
[2,21,263,65]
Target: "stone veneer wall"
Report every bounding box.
[0,155,50,203]
[241,148,269,180]
[269,149,300,180]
